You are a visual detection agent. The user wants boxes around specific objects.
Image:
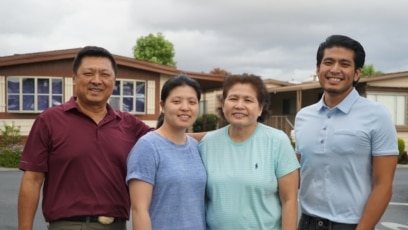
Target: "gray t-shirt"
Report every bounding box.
[126,131,206,230]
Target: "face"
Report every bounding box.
[317,46,361,98]
[222,83,263,129]
[73,56,115,107]
[161,85,199,130]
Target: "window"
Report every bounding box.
[367,93,406,125]
[199,100,207,116]
[7,77,63,112]
[282,98,296,115]
[110,80,146,113]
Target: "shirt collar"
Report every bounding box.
[62,96,122,119]
[316,88,359,114]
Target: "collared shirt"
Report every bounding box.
[295,88,398,224]
[20,96,153,222]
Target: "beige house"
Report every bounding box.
[204,72,408,147]
[269,72,407,145]
[1,48,407,148]
[0,48,225,136]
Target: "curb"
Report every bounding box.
[1,164,408,171]
[0,167,20,172]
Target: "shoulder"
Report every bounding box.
[355,97,392,118]
[201,126,227,142]
[257,123,287,139]
[187,135,199,145]
[297,102,320,115]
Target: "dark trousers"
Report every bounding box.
[298,214,357,230]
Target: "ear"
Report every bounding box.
[71,74,77,86]
[259,105,264,117]
[354,68,362,82]
[159,101,165,113]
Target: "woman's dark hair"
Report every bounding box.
[72,46,118,75]
[219,74,269,122]
[160,74,201,102]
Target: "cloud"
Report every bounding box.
[1,0,408,81]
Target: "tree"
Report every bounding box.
[210,67,231,76]
[133,32,176,66]
[361,64,383,77]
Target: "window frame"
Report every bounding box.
[366,92,407,126]
[6,76,63,113]
[109,79,146,114]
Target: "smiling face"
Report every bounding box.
[161,85,199,131]
[73,56,115,108]
[317,46,361,104]
[222,83,263,130]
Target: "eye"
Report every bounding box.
[101,71,113,78]
[323,60,333,66]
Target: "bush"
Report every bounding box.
[397,137,407,164]
[0,149,21,168]
[193,114,219,132]
[0,122,23,168]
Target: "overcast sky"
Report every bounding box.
[1,0,407,82]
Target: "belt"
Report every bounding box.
[59,216,125,224]
[301,213,357,229]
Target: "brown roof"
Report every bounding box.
[267,71,408,93]
[0,48,225,91]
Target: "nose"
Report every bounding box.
[180,101,190,111]
[330,63,341,73]
[234,99,244,109]
[90,73,102,84]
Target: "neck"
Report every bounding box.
[228,123,258,143]
[323,87,353,108]
[156,125,187,145]
[76,100,107,124]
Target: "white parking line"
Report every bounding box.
[388,202,408,206]
[380,222,408,229]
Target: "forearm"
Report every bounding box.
[281,198,298,230]
[132,210,152,230]
[356,185,393,230]
[18,182,41,230]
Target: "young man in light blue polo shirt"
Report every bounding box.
[295,35,398,230]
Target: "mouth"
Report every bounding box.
[326,76,343,83]
[88,88,104,93]
[232,112,247,118]
[178,114,191,121]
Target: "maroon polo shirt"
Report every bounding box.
[19,96,153,222]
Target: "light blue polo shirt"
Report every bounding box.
[294,88,398,224]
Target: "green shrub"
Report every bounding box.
[397,137,407,164]
[0,149,21,168]
[193,114,219,132]
[0,122,23,168]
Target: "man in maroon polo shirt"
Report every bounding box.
[18,46,153,230]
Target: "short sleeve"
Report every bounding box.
[126,136,158,185]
